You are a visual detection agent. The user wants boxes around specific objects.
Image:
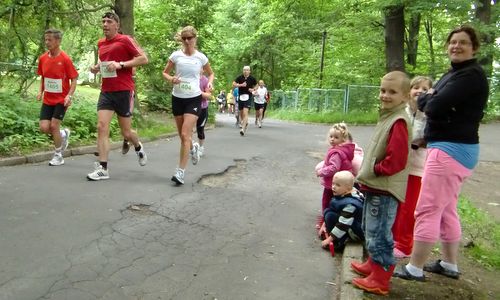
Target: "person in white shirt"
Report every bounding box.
[253,80,268,128]
[162,25,214,185]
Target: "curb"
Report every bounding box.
[0,133,178,168]
[338,243,364,300]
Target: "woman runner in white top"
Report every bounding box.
[162,26,214,185]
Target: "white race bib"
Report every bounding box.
[44,78,62,93]
[100,61,117,78]
[239,94,249,101]
[178,80,196,93]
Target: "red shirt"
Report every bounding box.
[98,34,142,92]
[37,51,78,105]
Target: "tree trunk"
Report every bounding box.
[384,5,405,72]
[406,12,420,70]
[475,0,493,77]
[114,0,134,36]
[424,18,436,79]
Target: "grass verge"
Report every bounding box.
[266,109,378,124]
[459,195,500,270]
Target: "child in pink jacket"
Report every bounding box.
[316,123,355,236]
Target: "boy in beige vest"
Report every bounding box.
[350,71,411,295]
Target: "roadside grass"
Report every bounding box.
[459,195,500,270]
[137,111,177,139]
[266,108,378,124]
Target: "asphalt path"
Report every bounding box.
[0,114,340,300]
[1,114,498,300]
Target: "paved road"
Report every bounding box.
[0,115,339,300]
[1,115,498,300]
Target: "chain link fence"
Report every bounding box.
[270,85,380,114]
[270,83,499,117]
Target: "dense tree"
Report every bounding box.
[0,0,497,104]
[384,4,405,72]
[475,0,495,77]
[115,0,134,36]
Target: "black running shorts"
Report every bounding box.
[172,95,202,117]
[97,90,134,117]
[40,103,66,121]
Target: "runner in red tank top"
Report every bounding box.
[36,29,78,167]
[87,12,149,181]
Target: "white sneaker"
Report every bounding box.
[198,145,205,157]
[171,168,185,184]
[61,128,70,151]
[191,142,200,165]
[87,164,109,181]
[136,142,147,166]
[49,153,64,166]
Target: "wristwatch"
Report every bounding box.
[119,61,125,69]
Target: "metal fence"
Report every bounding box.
[270,83,500,116]
[270,85,380,114]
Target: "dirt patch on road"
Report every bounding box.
[199,160,246,188]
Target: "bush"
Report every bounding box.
[142,89,171,112]
[0,91,123,156]
[0,92,51,155]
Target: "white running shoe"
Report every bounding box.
[171,168,185,184]
[49,153,64,166]
[191,142,200,165]
[61,128,70,151]
[136,142,147,166]
[87,164,109,181]
[198,145,205,157]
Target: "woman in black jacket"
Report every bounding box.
[394,25,489,282]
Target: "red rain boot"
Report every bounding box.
[328,241,335,257]
[351,257,373,277]
[352,260,395,296]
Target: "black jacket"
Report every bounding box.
[418,59,489,144]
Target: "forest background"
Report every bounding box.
[0,0,498,155]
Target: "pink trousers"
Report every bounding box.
[413,148,472,243]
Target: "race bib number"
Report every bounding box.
[44,78,62,93]
[178,80,196,92]
[100,61,117,78]
[239,94,249,101]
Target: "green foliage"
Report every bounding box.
[0,92,50,154]
[459,196,500,270]
[141,89,171,112]
[0,88,170,157]
[0,0,498,118]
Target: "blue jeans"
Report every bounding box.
[362,192,399,268]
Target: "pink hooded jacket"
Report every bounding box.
[318,142,355,189]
